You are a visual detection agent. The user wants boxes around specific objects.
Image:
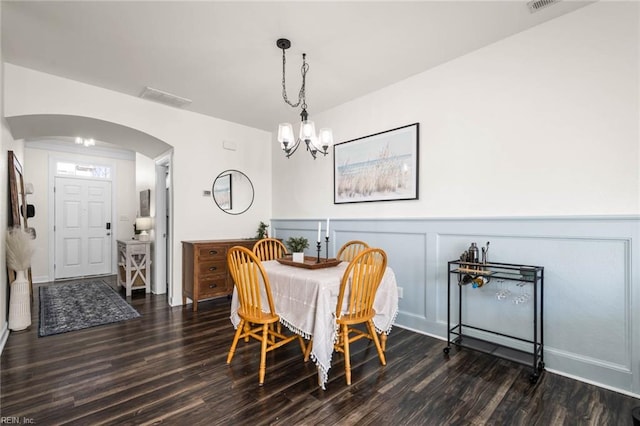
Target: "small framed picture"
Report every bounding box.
[140,189,151,216]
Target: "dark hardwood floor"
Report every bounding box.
[1,276,638,425]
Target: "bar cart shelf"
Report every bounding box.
[444,260,545,383]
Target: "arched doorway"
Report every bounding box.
[6,114,174,301]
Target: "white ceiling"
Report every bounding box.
[2,1,591,133]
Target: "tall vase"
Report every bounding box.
[8,270,31,331]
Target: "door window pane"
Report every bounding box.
[56,162,111,179]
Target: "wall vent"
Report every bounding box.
[527,0,561,13]
[139,86,192,108]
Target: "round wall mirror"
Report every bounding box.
[212,170,254,215]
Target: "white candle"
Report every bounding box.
[317,222,321,242]
[326,218,330,238]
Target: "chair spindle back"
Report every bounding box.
[253,238,287,262]
[228,246,276,318]
[337,240,370,262]
[336,247,387,320]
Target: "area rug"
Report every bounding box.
[39,280,140,337]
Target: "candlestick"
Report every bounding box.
[316,241,322,263]
[325,236,329,260]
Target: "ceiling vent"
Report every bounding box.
[139,86,192,108]
[527,0,561,13]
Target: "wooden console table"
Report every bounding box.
[117,239,151,297]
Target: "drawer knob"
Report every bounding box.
[208,284,217,289]
[209,250,218,255]
[208,266,217,271]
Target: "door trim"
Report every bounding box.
[48,155,118,281]
[154,152,172,295]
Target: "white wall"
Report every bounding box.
[272,2,639,219]
[1,0,25,349]
[0,121,8,350]
[4,64,273,305]
[0,2,7,351]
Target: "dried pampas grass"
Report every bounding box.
[6,227,34,271]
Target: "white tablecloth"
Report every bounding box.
[230,260,399,389]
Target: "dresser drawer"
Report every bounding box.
[197,260,226,277]
[198,276,228,298]
[197,245,226,261]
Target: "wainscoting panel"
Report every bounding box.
[272,216,640,396]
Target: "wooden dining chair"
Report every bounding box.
[334,247,388,385]
[336,240,370,262]
[227,246,305,385]
[253,238,287,261]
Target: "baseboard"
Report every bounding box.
[0,323,9,355]
[393,323,447,342]
[32,275,51,284]
[169,296,185,307]
[546,368,640,400]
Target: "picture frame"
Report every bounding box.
[140,189,151,217]
[213,173,232,211]
[8,151,28,230]
[334,123,419,204]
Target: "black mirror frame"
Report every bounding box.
[212,169,255,215]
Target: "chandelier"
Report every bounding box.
[276,38,333,159]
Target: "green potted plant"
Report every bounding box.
[255,221,269,239]
[286,236,309,263]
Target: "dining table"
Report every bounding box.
[229,258,399,389]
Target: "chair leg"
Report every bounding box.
[259,324,269,385]
[268,323,276,344]
[227,319,245,364]
[380,332,387,352]
[244,322,250,342]
[367,320,386,365]
[304,338,313,362]
[342,324,352,385]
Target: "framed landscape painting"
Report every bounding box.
[334,123,419,204]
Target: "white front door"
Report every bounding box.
[55,177,112,279]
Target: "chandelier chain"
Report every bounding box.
[281,49,308,109]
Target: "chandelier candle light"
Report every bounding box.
[276,38,333,159]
